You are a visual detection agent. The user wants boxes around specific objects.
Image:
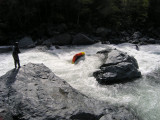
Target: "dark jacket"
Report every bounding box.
[12,46,20,60]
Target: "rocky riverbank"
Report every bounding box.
[0,63,138,120]
[1,23,160,48]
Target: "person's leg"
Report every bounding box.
[17,60,20,68]
[14,60,17,68]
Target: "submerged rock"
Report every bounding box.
[0,63,138,120]
[93,47,141,85]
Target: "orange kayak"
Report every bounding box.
[72,52,85,64]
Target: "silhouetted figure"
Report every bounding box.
[135,44,139,51]
[12,42,21,68]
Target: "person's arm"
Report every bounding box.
[18,48,21,53]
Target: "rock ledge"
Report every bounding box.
[0,63,138,120]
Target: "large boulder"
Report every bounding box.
[72,33,94,45]
[43,33,72,46]
[0,63,138,120]
[93,47,141,85]
[19,37,35,48]
[53,33,72,45]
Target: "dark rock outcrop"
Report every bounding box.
[132,31,142,39]
[53,33,72,45]
[72,33,95,45]
[93,47,141,85]
[42,39,52,48]
[19,37,35,48]
[42,33,72,46]
[0,46,12,53]
[0,63,138,120]
[147,38,156,44]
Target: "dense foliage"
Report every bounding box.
[0,0,159,44]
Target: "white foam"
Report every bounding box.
[1,43,160,120]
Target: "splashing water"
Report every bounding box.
[1,43,160,120]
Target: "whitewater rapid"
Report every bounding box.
[0,43,160,120]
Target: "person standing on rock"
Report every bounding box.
[12,42,21,68]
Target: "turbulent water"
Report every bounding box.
[0,43,160,120]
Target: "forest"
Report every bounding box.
[0,0,160,44]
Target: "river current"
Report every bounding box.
[0,43,160,120]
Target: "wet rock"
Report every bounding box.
[93,47,141,85]
[0,63,138,120]
[72,33,94,45]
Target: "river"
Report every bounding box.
[0,43,160,120]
